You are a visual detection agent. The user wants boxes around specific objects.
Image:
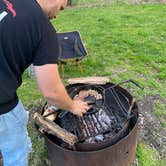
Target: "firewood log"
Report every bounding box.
[43,109,57,121]
[32,112,78,146]
[67,76,110,85]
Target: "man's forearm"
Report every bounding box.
[34,64,74,111]
[34,64,89,116]
[44,78,74,111]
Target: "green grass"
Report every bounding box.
[51,4,166,98]
[154,101,166,127]
[17,4,166,165]
[18,73,44,106]
[137,143,165,166]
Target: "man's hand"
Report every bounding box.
[70,100,90,117]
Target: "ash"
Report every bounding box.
[84,108,120,143]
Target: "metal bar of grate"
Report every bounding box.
[84,115,94,135]
[93,114,103,132]
[112,88,128,113]
[86,115,98,134]
[108,88,127,117]
[79,117,91,137]
[74,116,83,137]
[90,114,100,133]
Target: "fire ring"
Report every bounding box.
[41,82,139,166]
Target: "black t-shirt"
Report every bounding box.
[0,0,59,115]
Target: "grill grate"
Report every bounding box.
[58,84,131,142]
[60,106,119,141]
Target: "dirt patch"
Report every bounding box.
[67,0,166,9]
[137,95,166,157]
[130,94,166,165]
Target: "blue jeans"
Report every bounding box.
[0,101,32,166]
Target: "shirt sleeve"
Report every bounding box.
[32,20,59,66]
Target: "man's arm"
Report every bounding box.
[34,64,89,116]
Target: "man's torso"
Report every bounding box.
[0,0,59,114]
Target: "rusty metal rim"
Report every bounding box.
[45,115,139,154]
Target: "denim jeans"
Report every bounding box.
[0,101,32,166]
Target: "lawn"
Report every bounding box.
[18,4,166,166]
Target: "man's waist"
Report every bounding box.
[0,96,19,115]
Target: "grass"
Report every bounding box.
[154,101,166,127]
[17,4,166,165]
[51,4,166,98]
[18,74,44,106]
[137,143,165,166]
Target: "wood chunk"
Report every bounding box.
[33,112,78,146]
[78,90,89,99]
[43,109,57,121]
[67,77,110,85]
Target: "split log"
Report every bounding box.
[32,112,78,146]
[43,108,58,121]
[67,76,110,85]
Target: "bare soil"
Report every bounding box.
[137,95,166,156]
[131,94,166,165]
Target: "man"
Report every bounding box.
[0,0,89,165]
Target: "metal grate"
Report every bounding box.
[60,106,119,141]
[59,85,130,142]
